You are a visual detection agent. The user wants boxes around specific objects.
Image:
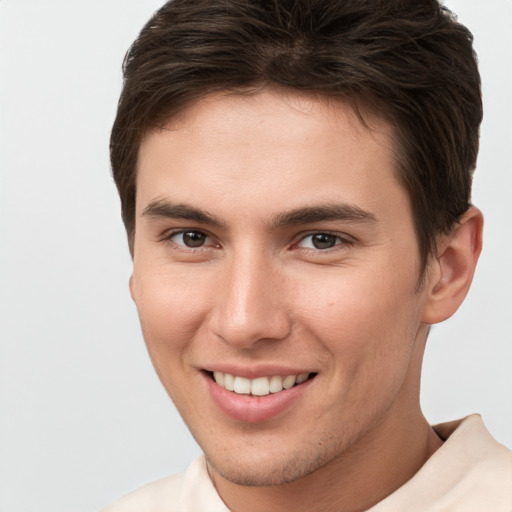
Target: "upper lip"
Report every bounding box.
[201,364,316,379]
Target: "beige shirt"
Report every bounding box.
[101,415,512,512]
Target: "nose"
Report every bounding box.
[209,250,292,349]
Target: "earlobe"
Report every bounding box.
[422,207,483,324]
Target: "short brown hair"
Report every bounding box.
[110,0,482,270]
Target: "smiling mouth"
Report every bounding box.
[207,371,317,396]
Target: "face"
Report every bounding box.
[131,89,433,486]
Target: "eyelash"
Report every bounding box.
[162,229,218,250]
[294,232,354,252]
[162,229,353,253]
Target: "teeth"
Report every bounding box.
[269,375,283,393]
[224,373,234,391]
[296,372,309,384]
[212,371,311,396]
[233,376,251,394]
[213,371,224,387]
[251,377,270,396]
[282,375,296,389]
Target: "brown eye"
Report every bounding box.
[171,231,209,247]
[182,231,207,247]
[311,233,338,249]
[297,233,342,250]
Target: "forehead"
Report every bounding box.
[159,89,392,154]
[135,88,408,225]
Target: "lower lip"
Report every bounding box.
[205,374,314,423]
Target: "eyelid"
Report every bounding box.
[159,228,354,252]
[293,231,355,250]
[161,228,219,248]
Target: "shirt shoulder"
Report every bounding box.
[100,472,184,512]
[99,455,228,512]
[368,414,512,512]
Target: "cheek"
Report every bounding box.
[131,266,213,367]
[296,264,422,376]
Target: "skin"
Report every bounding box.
[130,89,482,512]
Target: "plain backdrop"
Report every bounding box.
[0,1,511,511]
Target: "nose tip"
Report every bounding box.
[209,260,292,349]
[212,302,292,349]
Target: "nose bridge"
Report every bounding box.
[211,246,291,347]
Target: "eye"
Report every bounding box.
[169,230,212,248]
[297,232,346,250]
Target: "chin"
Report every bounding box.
[204,439,341,487]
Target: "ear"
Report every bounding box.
[129,274,136,302]
[422,207,483,324]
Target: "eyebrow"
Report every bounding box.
[270,203,378,229]
[142,199,377,229]
[142,199,225,227]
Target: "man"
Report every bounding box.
[102,0,512,510]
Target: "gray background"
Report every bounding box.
[0,1,510,511]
